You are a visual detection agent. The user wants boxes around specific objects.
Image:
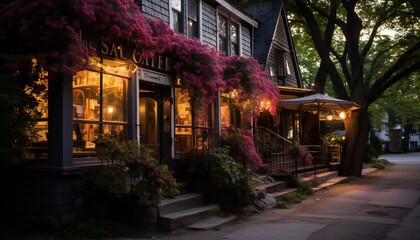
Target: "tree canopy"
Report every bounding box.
[232,0,420,175]
[287,0,419,176]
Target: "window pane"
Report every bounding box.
[187,19,197,38]
[73,123,99,151]
[219,37,227,53]
[73,70,100,120]
[102,74,127,122]
[230,23,238,44]
[231,43,238,56]
[221,98,231,130]
[172,0,181,12]
[175,88,192,155]
[103,124,127,141]
[277,50,286,77]
[175,88,192,127]
[172,10,181,33]
[188,0,197,20]
[218,16,226,37]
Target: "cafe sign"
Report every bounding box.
[80,31,171,73]
[137,68,170,86]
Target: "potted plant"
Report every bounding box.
[93,133,115,165]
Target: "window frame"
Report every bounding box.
[217,13,241,56]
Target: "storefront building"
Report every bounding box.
[1,0,310,228]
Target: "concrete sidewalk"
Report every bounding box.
[151,153,420,240]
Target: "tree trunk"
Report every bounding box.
[339,108,370,177]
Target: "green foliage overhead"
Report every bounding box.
[382,72,420,130]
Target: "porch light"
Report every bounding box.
[229,90,238,98]
[327,115,333,121]
[339,112,346,119]
[260,100,271,111]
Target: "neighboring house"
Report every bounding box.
[245,1,311,141]
[374,113,420,152]
[1,0,312,228]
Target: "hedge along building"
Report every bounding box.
[0,0,281,227]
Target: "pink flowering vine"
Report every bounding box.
[0,0,279,117]
[222,55,280,119]
[1,0,281,172]
[0,0,156,75]
[170,35,226,109]
[223,127,262,171]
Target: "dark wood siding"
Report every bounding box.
[138,0,170,24]
[202,2,217,48]
[266,13,299,87]
[241,26,252,57]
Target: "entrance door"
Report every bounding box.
[139,92,171,162]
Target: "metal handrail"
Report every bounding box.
[255,127,295,175]
[257,126,293,144]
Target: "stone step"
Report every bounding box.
[256,180,287,194]
[268,188,297,202]
[159,204,220,231]
[159,193,204,215]
[312,176,349,192]
[300,171,339,187]
[188,214,237,230]
[253,174,271,185]
[298,167,331,177]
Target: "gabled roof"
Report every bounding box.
[244,1,281,64]
[215,0,259,27]
[244,1,303,88]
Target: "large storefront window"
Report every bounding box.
[174,88,214,156]
[72,58,129,156]
[25,76,48,159]
[175,88,192,155]
[220,96,241,132]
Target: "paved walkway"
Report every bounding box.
[2,153,419,240]
[149,152,420,240]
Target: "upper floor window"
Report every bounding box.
[187,0,198,38]
[172,0,199,38]
[218,15,228,53]
[218,15,240,56]
[276,49,290,78]
[230,23,239,56]
[172,0,182,34]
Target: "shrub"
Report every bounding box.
[287,174,313,196]
[364,144,378,163]
[81,140,178,207]
[370,158,390,169]
[275,192,306,209]
[59,218,108,240]
[370,134,382,157]
[185,147,258,211]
